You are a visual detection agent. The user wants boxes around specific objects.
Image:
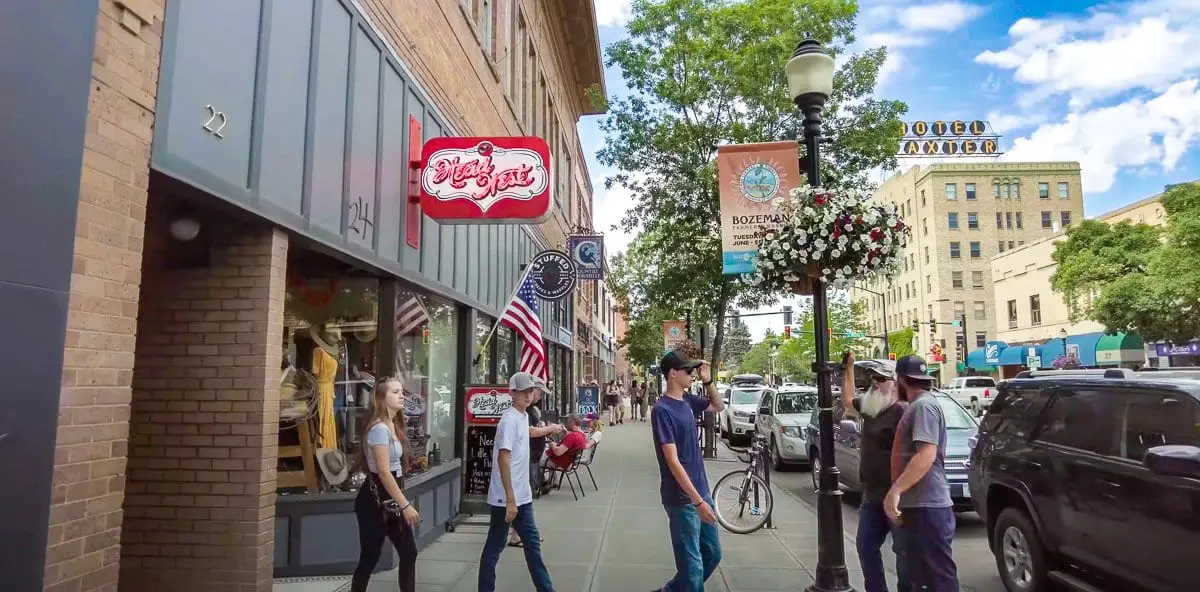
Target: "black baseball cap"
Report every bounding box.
[661,349,703,374]
[895,355,936,382]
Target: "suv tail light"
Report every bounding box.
[984,388,990,398]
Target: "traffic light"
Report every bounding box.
[784,326,792,339]
[911,318,919,332]
[783,305,793,326]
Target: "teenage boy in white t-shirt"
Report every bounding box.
[478,372,562,592]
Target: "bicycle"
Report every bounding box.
[711,433,774,534]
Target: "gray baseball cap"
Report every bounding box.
[510,372,539,392]
[532,375,553,395]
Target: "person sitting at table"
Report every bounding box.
[539,415,589,496]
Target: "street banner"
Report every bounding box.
[663,320,686,353]
[717,141,802,274]
[567,234,605,280]
[577,385,600,416]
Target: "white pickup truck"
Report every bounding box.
[944,376,997,416]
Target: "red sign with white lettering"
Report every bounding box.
[419,137,553,224]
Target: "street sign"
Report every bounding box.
[1027,356,1041,369]
[950,320,961,328]
[845,331,864,338]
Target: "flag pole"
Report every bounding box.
[473,262,533,367]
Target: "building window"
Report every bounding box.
[953,301,965,322]
[921,189,926,206]
[1018,240,1025,246]
[461,0,496,58]
[952,271,963,288]
[1041,211,1052,228]
[904,284,910,298]
[972,270,984,288]
[1008,240,1015,249]
[1012,183,1021,199]
[998,240,1006,253]
[948,212,959,229]
[945,183,957,200]
[906,199,912,215]
[1039,182,1050,199]
[993,181,1001,198]
[969,241,981,258]
[1030,294,1042,325]
[950,242,961,258]
[1058,182,1069,199]
[976,332,987,348]
[1006,212,1013,229]
[995,212,1003,229]
[922,218,928,235]
[1016,212,1023,229]
[966,183,976,200]
[1007,299,1018,329]
[1061,211,1072,227]
[1003,183,1011,199]
[974,301,987,320]
[926,276,932,293]
[967,212,979,229]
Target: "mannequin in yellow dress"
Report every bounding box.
[310,325,342,450]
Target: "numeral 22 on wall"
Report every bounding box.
[202,105,228,139]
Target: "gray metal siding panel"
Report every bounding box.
[440,223,454,286]
[159,0,260,192]
[420,113,442,282]
[453,225,468,292]
[257,0,312,214]
[401,89,423,272]
[377,63,405,262]
[465,225,478,302]
[487,225,499,310]
[307,0,352,234]
[346,25,380,250]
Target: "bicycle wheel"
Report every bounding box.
[712,470,773,534]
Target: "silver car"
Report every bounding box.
[721,385,769,444]
[755,386,817,469]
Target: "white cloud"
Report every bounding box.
[985,109,1047,135]
[1003,79,1200,193]
[593,0,634,28]
[897,2,987,32]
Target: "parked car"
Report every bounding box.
[721,384,771,443]
[945,375,998,416]
[968,369,1200,592]
[807,389,977,512]
[755,386,817,469]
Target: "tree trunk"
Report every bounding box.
[709,280,732,371]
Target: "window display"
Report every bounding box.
[473,315,494,383]
[393,289,458,474]
[496,326,516,381]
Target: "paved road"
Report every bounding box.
[767,460,1007,592]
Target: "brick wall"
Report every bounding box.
[45,2,164,591]
[118,223,287,592]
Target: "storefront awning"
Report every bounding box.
[998,344,1035,366]
[966,348,995,370]
[1096,332,1145,366]
[1038,331,1105,366]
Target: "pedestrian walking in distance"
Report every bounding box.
[885,355,960,592]
[478,372,562,592]
[651,349,726,592]
[630,380,646,421]
[351,378,419,592]
[839,352,910,592]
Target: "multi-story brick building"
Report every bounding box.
[853,162,1083,382]
[1,1,605,590]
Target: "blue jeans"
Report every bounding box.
[900,507,959,592]
[857,499,911,592]
[662,498,722,592]
[478,503,553,592]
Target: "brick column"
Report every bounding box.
[44,2,164,591]
[120,226,287,592]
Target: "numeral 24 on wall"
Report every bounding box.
[202,104,228,138]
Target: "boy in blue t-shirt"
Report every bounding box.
[651,349,726,591]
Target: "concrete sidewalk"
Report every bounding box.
[275,421,900,591]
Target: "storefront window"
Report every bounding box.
[393,290,458,475]
[473,315,494,383]
[496,325,516,381]
[280,270,380,495]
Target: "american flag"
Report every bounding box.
[501,274,548,381]
[396,293,431,337]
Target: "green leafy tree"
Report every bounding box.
[887,327,915,359]
[738,332,779,376]
[1051,183,1200,343]
[774,299,871,381]
[616,306,676,368]
[721,315,753,372]
[598,0,907,369]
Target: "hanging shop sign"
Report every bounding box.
[464,384,512,424]
[528,249,577,301]
[419,137,552,224]
[663,320,687,354]
[1155,341,1200,356]
[717,141,803,274]
[896,120,1002,157]
[567,234,605,280]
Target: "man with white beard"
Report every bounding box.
[839,352,910,592]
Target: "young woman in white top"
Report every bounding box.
[352,378,419,592]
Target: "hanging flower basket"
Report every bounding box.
[747,186,909,295]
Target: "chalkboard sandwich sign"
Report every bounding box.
[463,384,511,499]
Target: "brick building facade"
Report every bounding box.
[1,1,604,590]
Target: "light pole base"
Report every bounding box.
[804,576,857,592]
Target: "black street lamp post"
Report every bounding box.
[786,37,855,592]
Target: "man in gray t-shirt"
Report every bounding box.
[886,356,959,592]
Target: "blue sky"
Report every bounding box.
[582,0,1200,337]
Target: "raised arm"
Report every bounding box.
[841,352,857,417]
[699,362,725,413]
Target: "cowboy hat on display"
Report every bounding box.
[315,447,350,486]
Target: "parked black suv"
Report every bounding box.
[968,369,1200,592]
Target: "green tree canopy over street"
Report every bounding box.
[732,299,870,381]
[1051,182,1200,343]
[600,0,906,368]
